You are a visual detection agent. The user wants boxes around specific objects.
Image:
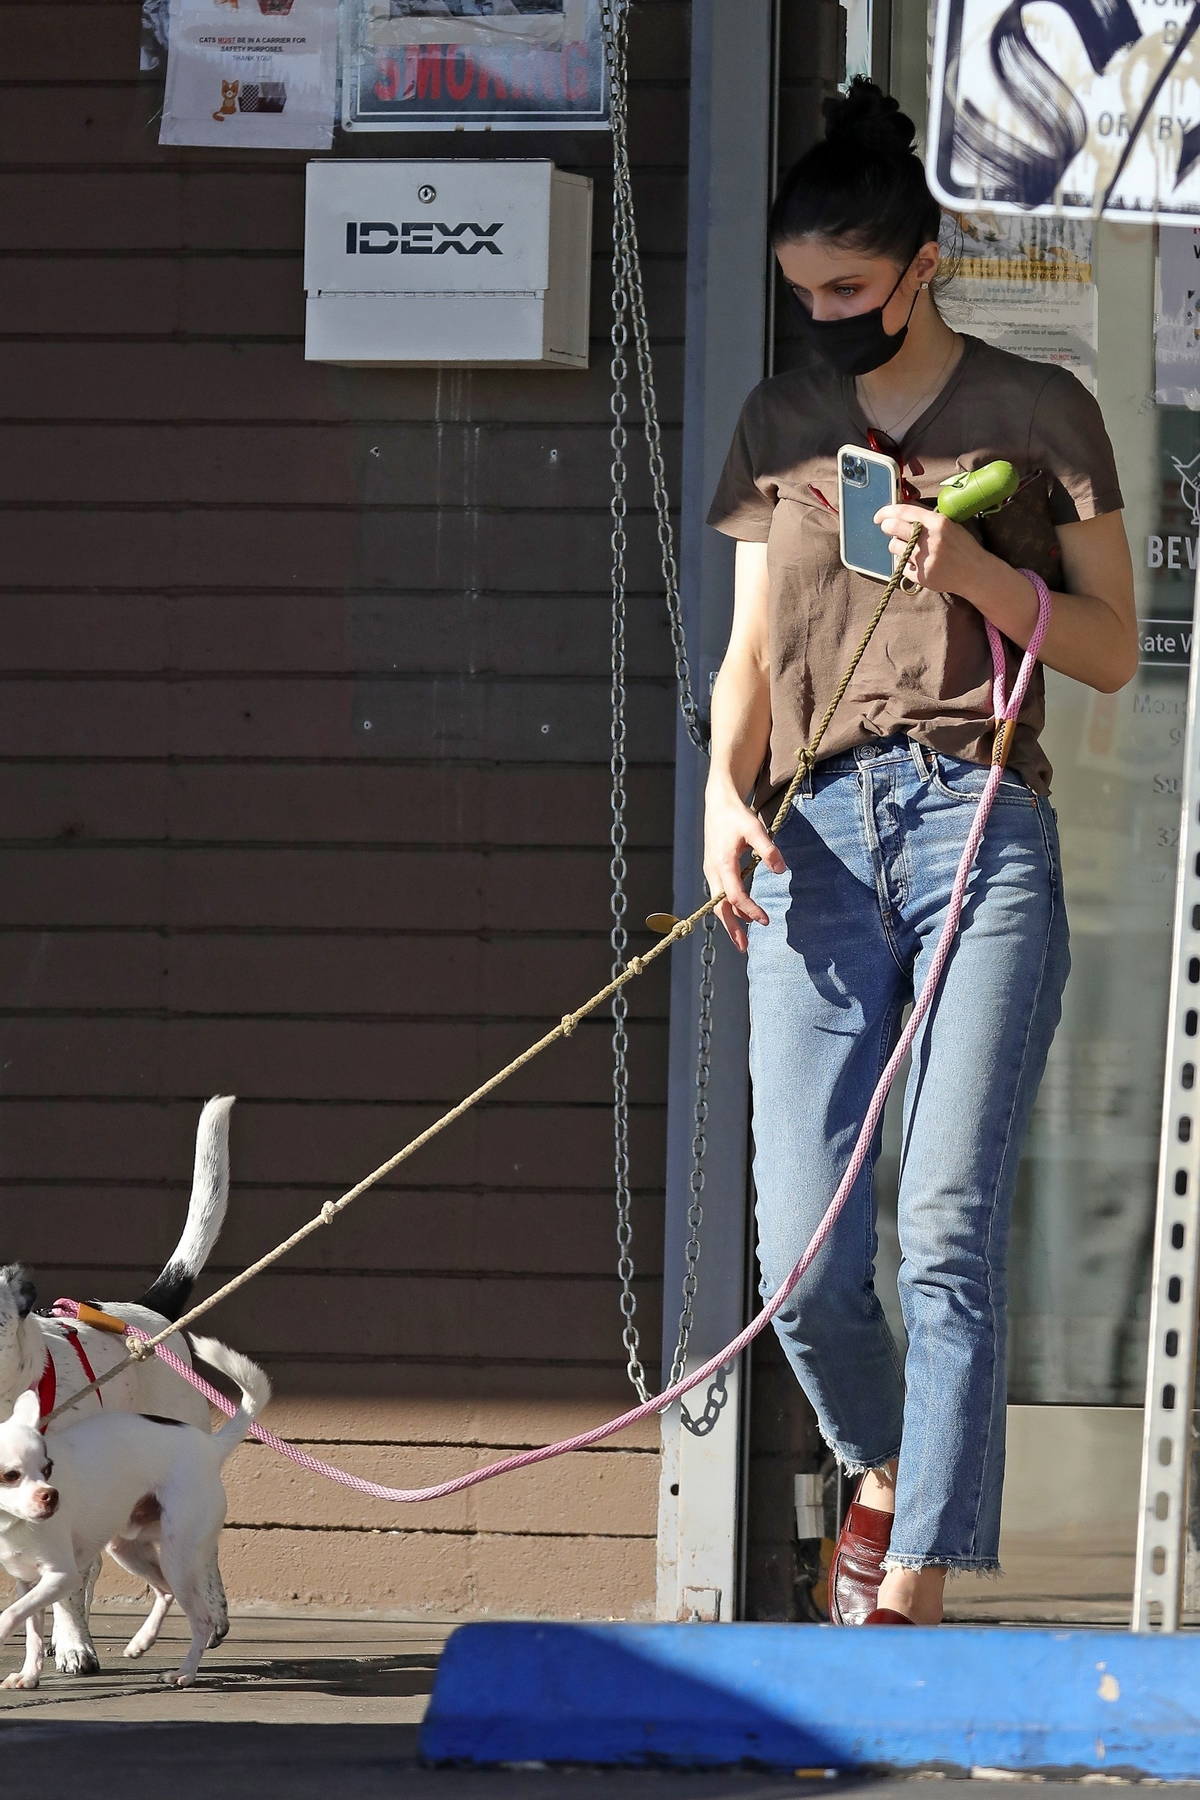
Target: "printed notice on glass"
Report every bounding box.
[160,0,337,148]
[928,0,1200,221]
[1156,224,1200,410]
[939,213,1098,390]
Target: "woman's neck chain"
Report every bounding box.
[856,333,962,443]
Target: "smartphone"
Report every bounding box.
[837,444,899,582]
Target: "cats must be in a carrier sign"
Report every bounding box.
[160,0,338,148]
[928,0,1200,222]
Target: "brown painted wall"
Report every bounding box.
[0,0,691,1618]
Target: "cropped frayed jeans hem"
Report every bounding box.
[747,733,1070,1570]
[818,1433,901,1478]
[881,1555,1004,1577]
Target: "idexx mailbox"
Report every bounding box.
[304,159,592,368]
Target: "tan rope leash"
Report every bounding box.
[45,524,925,1424]
[769,526,922,818]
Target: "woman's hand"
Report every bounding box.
[703,788,786,954]
[875,503,1137,691]
[873,502,992,597]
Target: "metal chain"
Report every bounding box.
[602,0,643,1400]
[601,0,712,1406]
[670,911,715,1393]
[601,0,706,756]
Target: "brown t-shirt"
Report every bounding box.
[706,333,1124,801]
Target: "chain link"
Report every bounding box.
[601,0,713,1410]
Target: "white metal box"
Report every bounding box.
[304,160,592,369]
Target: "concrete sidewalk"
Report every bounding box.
[0,1605,448,1728]
[0,1607,1195,1800]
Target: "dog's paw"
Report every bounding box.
[123,1639,149,1661]
[160,1671,195,1689]
[1,1673,40,1690]
[53,1646,100,1676]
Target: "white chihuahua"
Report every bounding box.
[0,1336,269,1690]
[0,1093,239,1676]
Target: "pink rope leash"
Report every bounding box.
[50,577,1051,1507]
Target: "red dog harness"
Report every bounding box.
[31,1325,103,1429]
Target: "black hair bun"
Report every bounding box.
[823,77,917,155]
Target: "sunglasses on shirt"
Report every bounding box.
[865,429,922,503]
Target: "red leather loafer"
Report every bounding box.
[828,1489,893,1626]
[863,1607,915,1625]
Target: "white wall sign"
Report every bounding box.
[160,0,337,149]
[928,0,1200,221]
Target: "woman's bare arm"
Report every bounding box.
[703,542,786,952]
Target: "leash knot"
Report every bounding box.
[125,1336,150,1361]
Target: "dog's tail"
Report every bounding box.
[190,1335,271,1458]
[138,1096,235,1322]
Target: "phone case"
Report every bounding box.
[837,443,899,582]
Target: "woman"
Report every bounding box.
[703,79,1136,1627]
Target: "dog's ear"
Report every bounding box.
[0,1266,38,1319]
[10,1391,41,1430]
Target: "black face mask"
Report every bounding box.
[790,255,923,378]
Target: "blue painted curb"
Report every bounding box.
[419,1622,1200,1775]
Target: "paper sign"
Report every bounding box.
[160,0,338,149]
[939,213,1098,389]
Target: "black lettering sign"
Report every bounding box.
[344,222,504,257]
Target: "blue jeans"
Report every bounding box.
[746,733,1070,1572]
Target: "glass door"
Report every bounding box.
[873,0,1200,1623]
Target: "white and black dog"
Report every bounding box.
[0,1095,236,1674]
[0,1334,269,1691]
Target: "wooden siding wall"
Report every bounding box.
[0,0,691,1617]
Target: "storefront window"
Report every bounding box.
[868,12,1199,1411]
[1006,214,1181,1409]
